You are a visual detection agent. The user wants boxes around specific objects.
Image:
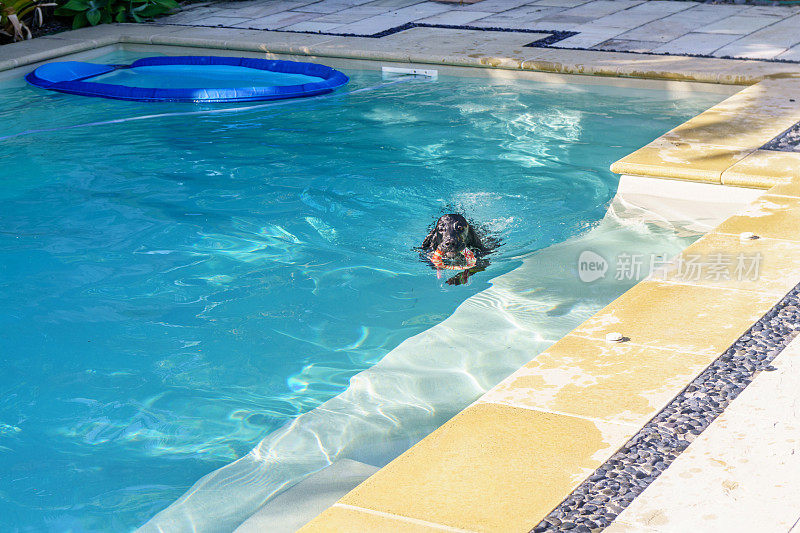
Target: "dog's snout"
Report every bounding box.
[440,237,461,251]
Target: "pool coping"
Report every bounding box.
[4,23,800,533]
[2,22,800,83]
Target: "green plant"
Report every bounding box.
[55,0,177,29]
[1,0,57,41]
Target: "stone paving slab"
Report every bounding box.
[714,14,800,59]
[594,39,661,54]
[417,10,495,25]
[549,27,621,48]
[778,45,800,63]
[700,13,782,36]
[583,1,686,32]
[156,0,800,61]
[650,32,741,57]
[615,4,741,44]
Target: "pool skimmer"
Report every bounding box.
[381,66,438,80]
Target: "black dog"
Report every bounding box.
[421,214,490,286]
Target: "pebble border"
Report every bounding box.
[763,120,800,153]
[531,284,800,533]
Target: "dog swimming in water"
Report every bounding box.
[421,213,495,286]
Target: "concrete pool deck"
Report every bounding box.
[3,3,800,530]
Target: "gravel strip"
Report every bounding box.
[763,121,800,153]
[531,284,800,533]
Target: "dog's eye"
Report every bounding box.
[455,225,463,231]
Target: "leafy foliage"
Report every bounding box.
[54,0,178,29]
[1,0,57,41]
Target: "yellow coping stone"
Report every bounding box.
[652,231,800,296]
[335,403,635,532]
[569,280,779,357]
[519,49,794,85]
[712,78,800,119]
[722,150,800,188]
[610,76,800,185]
[714,194,800,242]
[478,335,716,428]
[609,140,755,184]
[0,36,106,66]
[768,176,800,198]
[660,110,799,150]
[300,505,452,533]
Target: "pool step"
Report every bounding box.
[233,459,379,533]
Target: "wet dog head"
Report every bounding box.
[422,214,483,258]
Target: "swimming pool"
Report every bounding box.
[0,49,725,531]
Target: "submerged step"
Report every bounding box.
[233,459,379,533]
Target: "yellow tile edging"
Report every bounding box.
[301,504,466,533]
[610,141,758,184]
[611,78,800,188]
[722,150,800,188]
[301,403,638,533]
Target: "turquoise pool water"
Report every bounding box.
[0,50,723,531]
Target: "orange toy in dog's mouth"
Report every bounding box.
[429,248,476,271]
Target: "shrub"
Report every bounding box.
[1,0,57,41]
[55,0,178,29]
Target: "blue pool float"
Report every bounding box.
[25,56,349,103]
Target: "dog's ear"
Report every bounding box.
[422,225,440,250]
[465,225,483,251]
